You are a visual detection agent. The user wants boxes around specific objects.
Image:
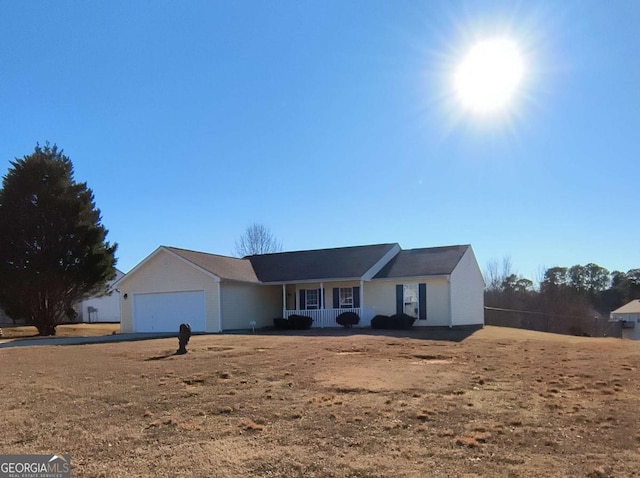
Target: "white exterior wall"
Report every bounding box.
[78,292,121,322]
[611,313,640,340]
[365,277,451,326]
[449,247,485,326]
[221,282,281,330]
[78,270,124,322]
[119,250,221,333]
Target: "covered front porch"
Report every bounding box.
[280,281,375,328]
[283,307,376,328]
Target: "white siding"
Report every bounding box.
[119,250,220,333]
[220,282,281,330]
[424,278,451,326]
[449,247,485,326]
[365,277,451,326]
[612,313,640,340]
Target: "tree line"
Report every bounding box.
[485,257,640,335]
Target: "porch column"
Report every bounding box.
[320,282,324,328]
[359,280,364,312]
[282,284,286,318]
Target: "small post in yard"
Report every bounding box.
[176,323,192,355]
[249,320,256,333]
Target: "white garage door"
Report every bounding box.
[133,291,206,333]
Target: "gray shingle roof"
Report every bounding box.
[165,247,259,283]
[373,245,469,279]
[612,299,640,315]
[248,243,398,283]
[160,243,469,284]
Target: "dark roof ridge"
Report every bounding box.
[244,242,399,258]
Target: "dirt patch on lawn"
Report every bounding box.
[0,326,639,477]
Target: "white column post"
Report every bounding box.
[282,284,286,318]
[360,280,364,316]
[320,282,324,328]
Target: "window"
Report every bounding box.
[403,284,419,317]
[396,283,427,320]
[339,288,353,308]
[306,289,319,309]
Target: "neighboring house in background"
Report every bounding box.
[115,243,484,334]
[76,269,125,323]
[0,308,12,325]
[610,299,640,340]
[0,268,125,325]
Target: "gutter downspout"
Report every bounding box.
[117,289,124,333]
[217,282,223,333]
[448,275,453,328]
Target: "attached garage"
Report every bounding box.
[116,246,279,334]
[132,291,206,333]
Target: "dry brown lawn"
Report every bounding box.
[0,323,119,339]
[1,326,639,477]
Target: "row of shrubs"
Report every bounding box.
[273,315,313,330]
[371,313,416,330]
[272,312,416,330]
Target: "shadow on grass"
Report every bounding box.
[144,352,178,361]
[255,325,483,343]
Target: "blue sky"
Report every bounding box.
[1,1,638,282]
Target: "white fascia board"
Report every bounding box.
[370,274,451,283]
[362,243,401,280]
[260,277,363,285]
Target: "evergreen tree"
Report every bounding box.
[0,143,117,335]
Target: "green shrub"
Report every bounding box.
[336,311,360,328]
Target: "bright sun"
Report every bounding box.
[454,38,524,115]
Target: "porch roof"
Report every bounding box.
[247,243,398,283]
[373,245,469,279]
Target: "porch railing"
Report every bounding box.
[284,307,376,328]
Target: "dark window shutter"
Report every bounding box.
[419,283,427,320]
[333,288,339,308]
[299,290,306,310]
[321,289,325,309]
[395,285,403,314]
[353,287,360,308]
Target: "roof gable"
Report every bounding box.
[373,245,469,279]
[165,247,259,283]
[248,243,398,283]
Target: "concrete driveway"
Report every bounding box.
[0,332,176,348]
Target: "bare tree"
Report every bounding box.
[484,256,513,292]
[234,223,283,257]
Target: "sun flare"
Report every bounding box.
[454,38,524,115]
